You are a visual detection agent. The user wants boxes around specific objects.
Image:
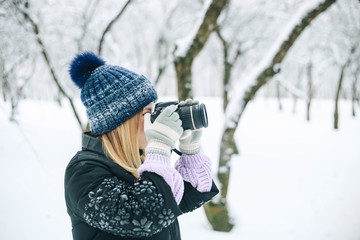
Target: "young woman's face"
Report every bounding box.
[138,103,155,150]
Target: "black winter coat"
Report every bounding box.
[64,134,219,240]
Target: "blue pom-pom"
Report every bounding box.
[69,52,106,88]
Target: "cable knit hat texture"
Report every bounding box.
[69,52,158,136]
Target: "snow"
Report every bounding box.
[1,97,360,240]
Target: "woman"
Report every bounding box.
[64,52,219,240]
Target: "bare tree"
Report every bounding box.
[9,0,84,129]
[333,46,356,129]
[205,0,337,231]
[0,53,34,121]
[174,0,229,100]
[333,62,346,129]
[328,0,360,129]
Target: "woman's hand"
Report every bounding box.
[178,99,202,155]
[144,105,183,157]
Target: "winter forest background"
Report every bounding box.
[1,0,360,239]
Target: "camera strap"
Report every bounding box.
[172,148,183,156]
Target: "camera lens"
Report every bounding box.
[178,103,208,130]
[150,101,209,130]
[197,103,208,128]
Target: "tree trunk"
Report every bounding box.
[334,65,346,129]
[306,62,313,121]
[172,0,230,231]
[204,127,236,231]
[208,0,336,232]
[175,57,194,100]
[215,27,242,111]
[174,0,229,100]
[351,70,359,117]
[223,58,231,111]
[276,80,283,111]
[204,200,233,232]
[0,58,5,102]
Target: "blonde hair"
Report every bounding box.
[101,112,144,178]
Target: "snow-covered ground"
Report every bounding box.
[1,97,359,240]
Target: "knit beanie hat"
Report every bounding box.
[69,52,158,136]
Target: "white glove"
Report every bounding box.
[145,105,183,157]
[178,99,202,155]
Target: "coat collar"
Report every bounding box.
[82,132,104,155]
[80,132,137,183]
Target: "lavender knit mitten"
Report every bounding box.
[138,154,184,204]
[175,152,212,192]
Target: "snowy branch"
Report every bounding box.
[225,0,337,128]
[275,74,308,101]
[174,0,229,100]
[98,0,133,55]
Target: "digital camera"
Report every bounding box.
[150,101,208,130]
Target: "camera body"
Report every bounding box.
[150,101,208,130]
